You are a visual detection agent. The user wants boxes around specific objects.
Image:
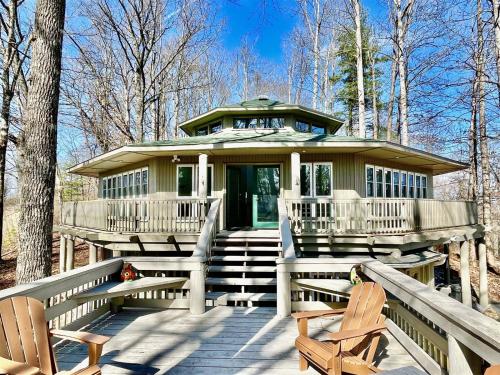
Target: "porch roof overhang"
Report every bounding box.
[68,131,468,177]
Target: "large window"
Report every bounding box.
[233,117,284,129]
[311,124,326,135]
[176,164,214,197]
[300,162,333,197]
[365,164,429,199]
[101,167,148,199]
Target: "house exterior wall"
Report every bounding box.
[97,152,434,202]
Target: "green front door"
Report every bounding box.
[252,165,280,228]
[225,165,280,229]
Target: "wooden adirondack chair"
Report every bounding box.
[0,296,110,375]
[486,365,500,375]
[292,282,387,375]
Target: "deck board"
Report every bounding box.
[55,307,425,374]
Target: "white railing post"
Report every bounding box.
[59,234,67,273]
[88,242,98,264]
[190,265,206,315]
[276,260,291,318]
[478,240,489,307]
[66,236,75,271]
[448,335,482,375]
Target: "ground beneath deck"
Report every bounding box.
[55,307,424,375]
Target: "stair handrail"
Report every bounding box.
[192,199,221,261]
[278,198,296,259]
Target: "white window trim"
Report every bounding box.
[176,163,214,198]
[392,170,400,198]
[365,164,375,198]
[384,168,393,198]
[375,167,384,198]
[313,162,333,198]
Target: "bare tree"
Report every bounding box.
[393,0,414,146]
[386,37,398,142]
[368,40,379,139]
[16,0,66,283]
[351,0,366,137]
[489,0,500,101]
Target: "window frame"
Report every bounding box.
[384,168,392,198]
[300,163,313,198]
[313,162,333,197]
[176,163,214,198]
[365,165,375,198]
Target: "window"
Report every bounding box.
[176,164,214,197]
[122,174,128,198]
[210,122,222,133]
[315,163,332,196]
[385,169,392,198]
[102,179,107,199]
[142,169,148,195]
[376,168,383,197]
[195,127,208,136]
[128,173,134,197]
[177,165,194,197]
[111,177,116,199]
[135,171,141,197]
[300,164,312,197]
[117,176,122,199]
[409,174,415,198]
[261,117,285,129]
[300,162,332,197]
[295,120,309,132]
[393,171,400,198]
[416,175,421,198]
[366,165,375,198]
[311,124,326,135]
[233,118,257,129]
[422,176,428,198]
[401,172,407,198]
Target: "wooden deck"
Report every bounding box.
[55,307,424,375]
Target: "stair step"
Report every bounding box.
[206,292,277,304]
[210,255,278,262]
[215,238,279,243]
[212,246,281,252]
[208,265,276,272]
[206,277,277,286]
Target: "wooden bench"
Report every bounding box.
[70,277,188,312]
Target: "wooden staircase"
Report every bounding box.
[205,230,281,307]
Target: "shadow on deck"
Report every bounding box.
[55,307,422,375]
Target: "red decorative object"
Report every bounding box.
[120,263,136,282]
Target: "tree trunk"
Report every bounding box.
[476,0,494,270]
[353,0,366,138]
[369,48,379,139]
[395,0,409,146]
[0,0,18,261]
[468,70,478,202]
[386,46,398,142]
[489,0,500,102]
[16,0,66,284]
[311,13,320,109]
[134,70,145,143]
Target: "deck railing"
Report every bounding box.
[61,199,208,233]
[285,198,478,234]
[276,258,500,375]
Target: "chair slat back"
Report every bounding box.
[339,282,386,353]
[0,296,55,374]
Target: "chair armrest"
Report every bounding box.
[327,323,386,342]
[0,357,41,375]
[50,329,110,345]
[69,365,101,375]
[291,308,347,320]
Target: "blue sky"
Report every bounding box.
[219,0,388,61]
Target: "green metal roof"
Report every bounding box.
[129,130,367,147]
[226,98,285,107]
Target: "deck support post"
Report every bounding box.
[59,234,67,273]
[459,240,472,307]
[447,335,481,375]
[198,153,208,199]
[444,243,451,285]
[190,266,205,315]
[277,262,291,318]
[88,242,98,264]
[291,152,301,199]
[66,236,75,271]
[478,240,488,307]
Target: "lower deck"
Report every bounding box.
[55,307,423,375]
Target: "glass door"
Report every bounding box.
[252,165,280,228]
